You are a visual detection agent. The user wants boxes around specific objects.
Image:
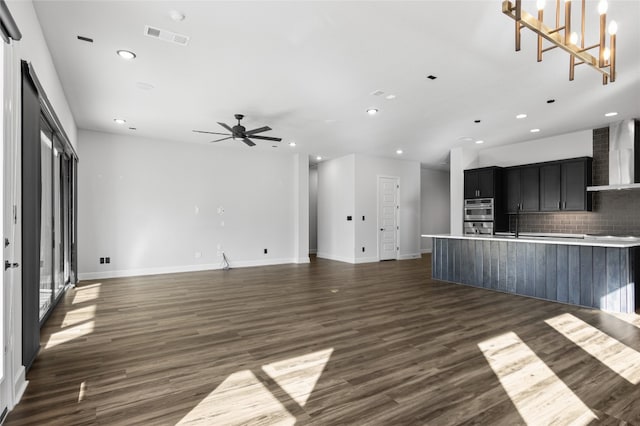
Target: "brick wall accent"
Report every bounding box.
[509,126,640,236]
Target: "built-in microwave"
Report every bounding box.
[464,198,494,221]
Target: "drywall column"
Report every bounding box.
[293,153,310,263]
[449,147,477,236]
[421,168,450,252]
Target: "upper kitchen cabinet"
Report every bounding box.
[540,158,592,211]
[506,166,540,213]
[464,167,502,199]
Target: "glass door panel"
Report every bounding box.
[39,131,53,319]
[53,142,63,297]
[62,155,71,284]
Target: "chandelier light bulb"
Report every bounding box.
[597,0,608,15]
[569,32,579,45]
[536,0,546,10]
[608,20,618,35]
[603,47,611,61]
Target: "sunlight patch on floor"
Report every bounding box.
[479,331,597,425]
[262,348,333,407]
[61,305,96,328]
[72,282,101,304]
[43,320,95,350]
[176,370,295,425]
[546,313,640,384]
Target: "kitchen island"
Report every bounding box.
[423,234,640,313]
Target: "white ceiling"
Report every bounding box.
[33,1,640,169]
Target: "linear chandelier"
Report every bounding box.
[502,0,617,85]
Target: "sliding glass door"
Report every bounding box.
[39,123,74,320]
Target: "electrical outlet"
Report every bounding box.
[264,248,268,254]
[99,257,104,264]
[105,257,111,264]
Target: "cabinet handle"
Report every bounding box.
[559,201,561,209]
[563,201,567,209]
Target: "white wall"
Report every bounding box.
[317,154,355,263]
[3,0,79,411]
[420,168,450,252]
[293,153,310,264]
[354,155,421,262]
[309,166,318,253]
[78,130,308,279]
[317,154,420,263]
[449,146,477,235]
[7,0,77,148]
[478,130,592,167]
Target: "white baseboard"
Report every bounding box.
[316,252,356,264]
[78,258,297,281]
[12,367,27,410]
[295,256,311,264]
[398,253,423,260]
[353,256,379,264]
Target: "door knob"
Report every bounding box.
[5,261,19,270]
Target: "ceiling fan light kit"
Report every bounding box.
[502,0,616,84]
[192,114,282,147]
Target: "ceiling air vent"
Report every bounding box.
[144,25,190,46]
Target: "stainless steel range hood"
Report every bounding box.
[587,119,640,191]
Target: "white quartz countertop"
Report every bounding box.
[421,233,640,248]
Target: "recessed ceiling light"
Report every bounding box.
[316,156,322,161]
[396,149,403,155]
[289,142,296,147]
[427,75,437,80]
[605,111,618,117]
[116,50,136,60]
[475,140,484,144]
[530,128,541,133]
[113,118,126,125]
[385,94,396,100]
[516,113,527,119]
[169,10,186,22]
[136,82,155,90]
[366,108,378,115]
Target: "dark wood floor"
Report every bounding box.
[6,255,640,425]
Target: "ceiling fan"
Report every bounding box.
[192,114,282,147]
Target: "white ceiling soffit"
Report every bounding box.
[32,1,640,169]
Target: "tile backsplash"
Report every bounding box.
[510,126,640,236]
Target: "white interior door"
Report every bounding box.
[0,38,14,419]
[378,176,399,260]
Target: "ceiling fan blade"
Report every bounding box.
[242,138,256,147]
[246,126,272,135]
[217,122,233,132]
[210,137,232,143]
[249,135,282,142]
[193,130,230,136]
